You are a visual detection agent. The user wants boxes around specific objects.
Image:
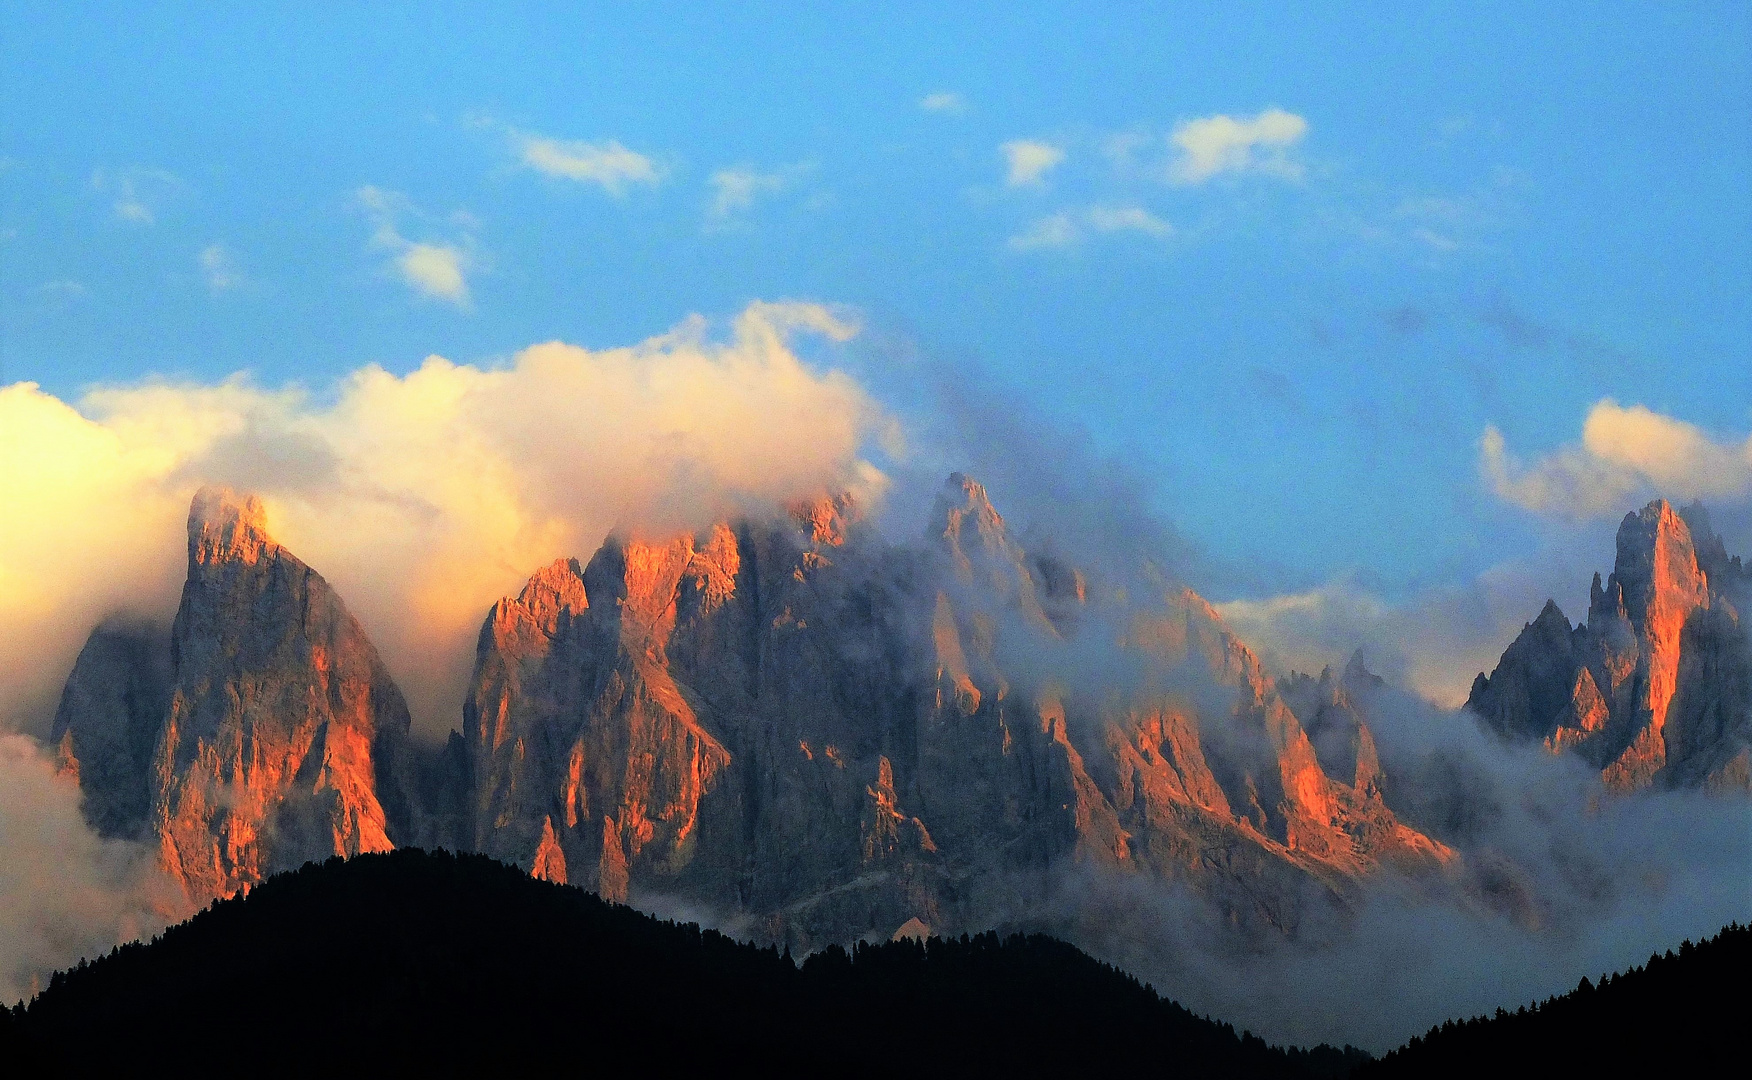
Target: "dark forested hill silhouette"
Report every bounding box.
[1358,922,1747,1078]
[2,849,1363,1077]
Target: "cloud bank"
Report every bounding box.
[1482,400,1752,519]
[0,301,889,741]
[0,735,185,1004]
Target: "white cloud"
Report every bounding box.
[1214,542,1607,708]
[1480,401,1752,519]
[1087,205,1172,238]
[1007,212,1079,250]
[1410,228,1459,252]
[708,166,789,219]
[1001,140,1065,187]
[355,186,476,307]
[396,244,468,303]
[0,301,885,741]
[0,735,186,1003]
[198,244,240,292]
[919,91,965,113]
[515,132,661,194]
[1169,109,1307,184]
[1007,206,1172,251]
[89,167,182,225]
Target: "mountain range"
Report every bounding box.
[46,478,1750,950]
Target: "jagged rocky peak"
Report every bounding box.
[932,472,1007,549]
[1610,499,1708,633]
[56,485,417,907]
[188,485,273,565]
[1467,498,1750,791]
[1278,652,1385,795]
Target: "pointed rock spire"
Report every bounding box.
[154,487,413,903]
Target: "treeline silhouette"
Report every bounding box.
[1,849,1363,1077]
[1358,922,1747,1078]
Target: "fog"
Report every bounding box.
[1,305,1746,1049]
[0,735,187,1005]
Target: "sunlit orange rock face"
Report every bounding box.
[465,474,1451,945]
[58,475,1458,944]
[55,488,415,905]
[1469,500,1751,791]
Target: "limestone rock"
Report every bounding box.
[57,487,417,906]
[460,476,1450,945]
[1467,499,1751,790]
[50,620,170,839]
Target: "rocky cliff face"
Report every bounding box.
[1467,500,1751,791]
[462,474,1450,946]
[57,476,1459,945]
[54,488,416,904]
[50,621,170,839]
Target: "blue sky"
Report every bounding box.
[3,3,1748,619]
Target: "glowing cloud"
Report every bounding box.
[1169,109,1307,184]
[1002,140,1065,187]
[0,302,888,740]
[0,735,185,1004]
[1481,400,1752,518]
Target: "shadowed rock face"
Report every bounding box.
[59,477,1453,946]
[1468,500,1752,791]
[464,475,1451,947]
[55,488,416,904]
[50,621,171,839]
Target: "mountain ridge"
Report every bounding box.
[0,848,1369,1077]
[1466,499,1751,790]
[48,481,1747,951]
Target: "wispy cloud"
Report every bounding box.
[1168,109,1307,184]
[1086,205,1172,238]
[197,244,240,293]
[355,186,476,307]
[1481,401,1752,519]
[1008,205,1171,251]
[708,165,788,219]
[465,112,663,195]
[1001,140,1065,187]
[34,280,86,300]
[919,91,965,113]
[89,167,182,225]
[515,132,661,194]
[1008,212,1078,250]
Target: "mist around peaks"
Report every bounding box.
[0,300,889,741]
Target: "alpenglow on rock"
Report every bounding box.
[59,476,1455,945]
[1467,500,1751,791]
[54,487,416,904]
[460,474,1450,947]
